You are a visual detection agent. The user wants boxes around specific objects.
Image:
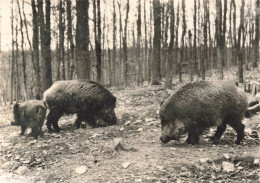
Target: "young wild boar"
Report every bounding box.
[43,80,117,132]
[160,80,248,145]
[11,100,46,139]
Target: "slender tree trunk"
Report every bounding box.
[75,0,90,79]
[188,30,193,81]
[17,0,27,100]
[144,0,148,81]
[179,0,186,83]
[202,0,208,80]
[96,0,102,83]
[175,1,180,79]
[66,0,75,80]
[238,0,245,83]
[123,0,130,86]
[232,0,237,65]
[165,0,175,89]
[216,0,223,79]
[10,0,15,104]
[148,0,153,83]
[112,0,117,85]
[193,0,197,78]
[38,0,52,91]
[59,0,65,80]
[151,0,161,85]
[15,24,20,102]
[118,2,123,86]
[254,0,260,67]
[137,0,142,85]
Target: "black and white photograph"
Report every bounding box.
[0,0,259,182]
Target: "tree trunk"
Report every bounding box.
[175,1,180,79]
[112,0,116,85]
[15,24,20,102]
[17,0,27,100]
[66,0,75,80]
[254,0,260,67]
[151,0,161,85]
[38,0,52,91]
[202,0,208,80]
[144,0,148,82]
[179,0,186,83]
[238,0,245,83]
[165,0,175,89]
[148,0,153,83]
[75,0,90,79]
[10,0,15,104]
[193,0,197,78]
[96,0,102,83]
[137,0,142,85]
[123,0,130,86]
[216,0,223,79]
[59,0,65,80]
[232,0,237,65]
[118,2,123,86]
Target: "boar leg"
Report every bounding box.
[20,125,27,136]
[210,123,227,143]
[46,109,63,132]
[85,114,97,128]
[228,119,245,144]
[31,127,39,139]
[186,125,201,145]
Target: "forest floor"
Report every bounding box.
[0,71,260,183]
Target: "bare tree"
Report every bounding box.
[238,0,245,83]
[216,0,223,79]
[38,0,52,91]
[165,0,175,89]
[66,0,75,80]
[123,0,130,86]
[10,0,15,104]
[151,0,161,85]
[254,0,260,67]
[179,0,186,83]
[58,0,65,80]
[75,0,90,79]
[143,0,148,81]
[112,0,116,85]
[17,0,27,100]
[137,0,142,85]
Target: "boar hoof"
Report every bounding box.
[53,128,61,133]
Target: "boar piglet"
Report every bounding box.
[11,100,46,139]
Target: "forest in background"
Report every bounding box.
[0,0,260,104]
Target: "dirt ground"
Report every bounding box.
[0,83,259,183]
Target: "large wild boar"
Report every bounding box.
[11,100,46,139]
[160,80,248,145]
[43,80,117,132]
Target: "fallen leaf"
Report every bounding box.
[136,128,143,132]
[122,162,130,169]
[75,165,87,175]
[222,161,234,172]
[199,158,210,163]
[253,159,259,165]
[223,153,230,160]
[15,166,28,175]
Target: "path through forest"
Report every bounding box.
[0,82,259,183]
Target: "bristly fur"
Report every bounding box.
[43,80,117,132]
[12,100,47,139]
[160,80,248,145]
